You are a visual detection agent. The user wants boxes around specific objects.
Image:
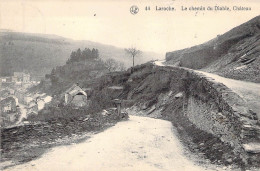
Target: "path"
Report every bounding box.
[154,60,260,118]
[5,116,222,171]
[196,70,260,118]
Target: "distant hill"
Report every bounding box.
[166,15,260,82]
[0,31,162,80]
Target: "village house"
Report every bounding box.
[22,82,34,89]
[1,77,7,83]
[64,84,88,107]
[1,77,12,83]
[0,97,18,123]
[11,75,18,83]
[0,90,10,100]
[8,88,15,95]
[13,72,30,83]
[0,77,13,89]
[0,97,17,113]
[23,73,30,83]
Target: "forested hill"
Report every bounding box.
[0,31,161,80]
[35,48,107,95]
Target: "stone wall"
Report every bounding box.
[186,96,242,154]
[167,66,259,165]
[153,65,259,165]
[183,68,259,143]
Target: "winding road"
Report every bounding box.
[5,116,223,171]
[197,70,260,118]
[154,60,260,118]
[5,60,258,171]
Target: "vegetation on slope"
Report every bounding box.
[34,47,106,95]
[166,15,260,82]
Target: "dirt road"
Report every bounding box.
[5,116,222,171]
[154,60,260,118]
[195,70,260,118]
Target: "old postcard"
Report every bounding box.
[0,0,259,170]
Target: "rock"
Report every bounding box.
[229,142,234,147]
[141,103,148,110]
[243,143,260,154]
[101,110,109,116]
[83,118,89,121]
[249,109,258,120]
[146,105,156,114]
[242,124,253,128]
[226,158,233,163]
[174,92,183,99]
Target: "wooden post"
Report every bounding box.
[117,103,121,116]
[113,99,122,117]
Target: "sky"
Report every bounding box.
[0,0,259,54]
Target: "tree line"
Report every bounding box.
[66,48,99,64]
[46,46,142,85]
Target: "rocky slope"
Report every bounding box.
[89,62,259,169]
[165,16,260,82]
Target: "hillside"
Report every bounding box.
[34,48,108,95]
[165,15,260,82]
[0,31,161,80]
[77,62,259,169]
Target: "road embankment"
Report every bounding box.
[97,63,259,169]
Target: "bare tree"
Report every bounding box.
[125,47,141,67]
[105,58,118,72]
[118,62,126,71]
[104,58,126,72]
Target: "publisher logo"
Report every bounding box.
[130,5,139,15]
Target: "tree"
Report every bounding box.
[104,59,126,72]
[66,48,100,64]
[125,47,141,67]
[75,48,82,61]
[91,48,99,59]
[105,59,118,72]
[50,68,58,85]
[118,62,126,71]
